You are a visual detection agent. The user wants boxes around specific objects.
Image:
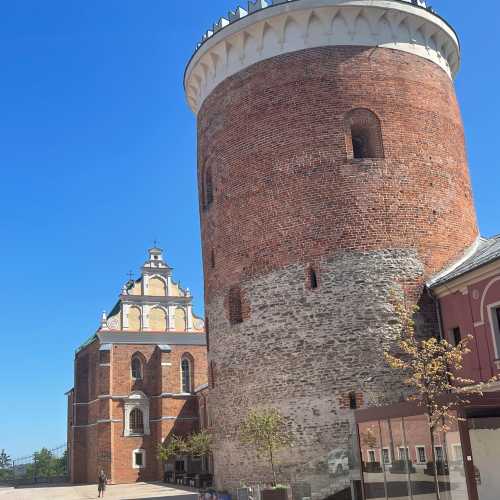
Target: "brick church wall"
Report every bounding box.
[71,341,207,484]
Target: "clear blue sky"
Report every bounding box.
[0,1,498,459]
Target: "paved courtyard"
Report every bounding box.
[0,482,198,500]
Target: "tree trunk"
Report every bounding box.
[429,426,441,500]
[269,445,277,487]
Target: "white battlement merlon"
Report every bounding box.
[248,0,269,14]
[229,7,248,22]
[185,0,459,114]
[214,17,230,33]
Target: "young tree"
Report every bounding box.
[0,450,10,470]
[239,408,294,486]
[157,435,188,465]
[186,430,213,459]
[385,300,497,500]
[0,450,12,482]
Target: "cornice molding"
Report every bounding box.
[184,0,459,114]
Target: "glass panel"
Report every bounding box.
[359,420,386,500]
[402,414,436,499]
[443,416,475,500]
[384,418,410,500]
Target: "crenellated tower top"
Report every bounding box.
[184,0,459,113]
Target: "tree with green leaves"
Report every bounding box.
[187,430,213,458]
[157,431,213,464]
[157,435,189,464]
[385,299,497,500]
[0,450,10,470]
[239,408,294,486]
[0,450,12,483]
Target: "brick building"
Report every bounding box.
[67,247,208,484]
[356,236,500,500]
[183,0,480,498]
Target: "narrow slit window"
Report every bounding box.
[349,392,357,410]
[229,287,243,325]
[309,267,318,289]
[205,168,214,208]
[452,327,462,346]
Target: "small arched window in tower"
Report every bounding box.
[131,356,142,380]
[181,357,192,393]
[308,266,318,290]
[130,408,144,434]
[204,167,214,208]
[345,109,384,160]
[228,286,243,325]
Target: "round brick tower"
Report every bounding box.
[185,0,478,496]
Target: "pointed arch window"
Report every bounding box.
[181,357,192,393]
[130,408,144,434]
[131,356,142,380]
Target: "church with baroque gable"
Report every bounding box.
[67,247,208,484]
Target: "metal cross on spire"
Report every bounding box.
[127,270,134,281]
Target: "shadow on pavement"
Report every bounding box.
[122,496,198,500]
[13,483,72,489]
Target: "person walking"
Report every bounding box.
[97,469,107,498]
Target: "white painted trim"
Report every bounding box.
[74,399,99,406]
[185,0,460,113]
[475,278,500,327]
[381,447,392,465]
[150,416,199,423]
[72,419,120,429]
[152,392,194,398]
[398,446,410,461]
[132,449,146,469]
[486,301,500,359]
[415,445,427,464]
[427,237,482,290]
[99,363,111,367]
[366,449,378,463]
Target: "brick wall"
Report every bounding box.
[71,340,207,484]
[196,46,478,497]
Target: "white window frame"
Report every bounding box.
[367,449,378,463]
[415,445,427,464]
[487,301,500,359]
[398,447,410,461]
[132,449,145,469]
[180,357,193,394]
[381,447,391,465]
[123,392,150,437]
[434,445,444,462]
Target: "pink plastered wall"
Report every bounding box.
[438,272,500,383]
